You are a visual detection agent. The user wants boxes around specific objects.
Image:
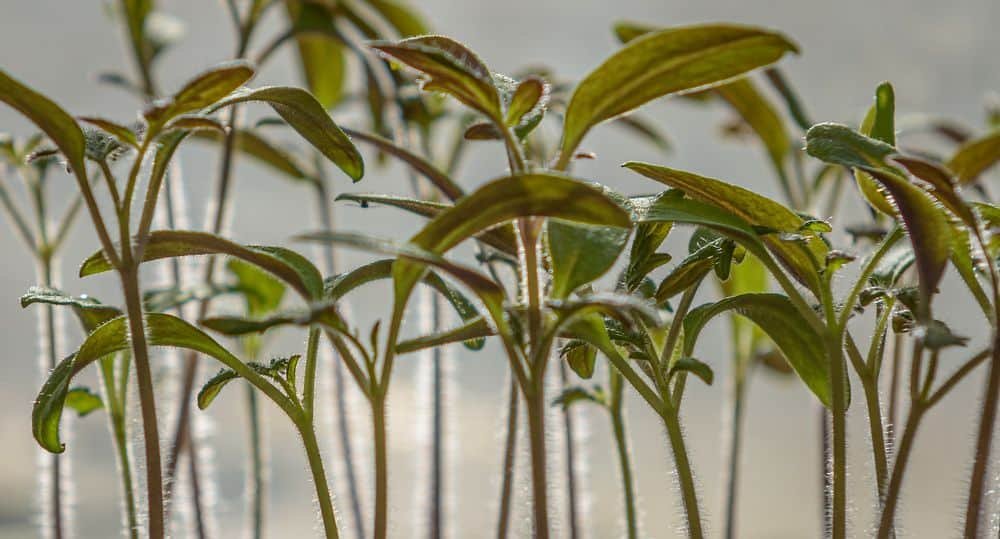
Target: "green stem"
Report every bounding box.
[661,406,704,539]
[373,393,389,539]
[100,355,139,539]
[495,376,519,539]
[245,384,264,539]
[609,371,638,539]
[825,331,847,539]
[876,401,925,538]
[38,256,65,539]
[525,381,550,539]
[299,421,341,539]
[558,362,581,539]
[303,328,320,418]
[120,267,165,539]
[723,379,746,539]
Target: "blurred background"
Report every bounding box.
[1,1,999,537]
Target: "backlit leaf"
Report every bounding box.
[20,287,121,333]
[547,221,629,300]
[948,129,1000,184]
[64,387,103,417]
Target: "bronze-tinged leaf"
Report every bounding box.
[948,130,1000,185]
[506,76,549,127]
[559,23,798,164]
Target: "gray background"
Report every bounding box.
[1,0,999,537]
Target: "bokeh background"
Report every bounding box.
[2,1,1000,537]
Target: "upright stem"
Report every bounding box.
[662,406,704,539]
[862,374,889,499]
[112,404,140,539]
[877,402,926,538]
[886,335,904,453]
[964,334,1000,537]
[312,177,366,539]
[38,257,65,539]
[558,363,581,539]
[120,268,165,539]
[525,382,550,539]
[827,333,848,539]
[299,421,341,539]
[373,394,389,539]
[245,385,264,539]
[495,377,519,539]
[609,371,638,539]
[723,379,746,539]
[429,295,445,539]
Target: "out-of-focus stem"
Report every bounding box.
[495,377,519,539]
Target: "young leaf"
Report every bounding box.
[80,230,324,300]
[655,240,729,304]
[154,60,256,121]
[624,162,826,292]
[948,129,1000,184]
[64,387,103,417]
[684,293,831,406]
[285,0,346,109]
[198,368,240,409]
[670,357,714,385]
[559,24,798,161]
[342,128,464,200]
[211,86,364,181]
[506,76,549,127]
[562,341,598,379]
[367,0,430,37]
[78,116,140,148]
[193,129,315,183]
[396,316,494,354]
[20,287,122,332]
[853,83,899,215]
[371,36,503,122]
[547,220,630,300]
[228,259,286,316]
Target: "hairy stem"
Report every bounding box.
[558,362,581,539]
[723,379,746,539]
[373,394,389,539]
[101,355,139,539]
[495,377,519,539]
[877,401,925,538]
[609,371,638,539]
[38,257,65,539]
[525,382,550,539]
[662,406,704,539]
[120,268,165,539]
[245,385,264,539]
[964,334,1000,537]
[299,420,341,539]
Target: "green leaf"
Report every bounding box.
[684,293,831,406]
[670,357,714,385]
[870,82,896,145]
[197,368,239,409]
[227,259,286,316]
[892,155,977,226]
[549,293,665,332]
[506,76,548,127]
[78,116,139,148]
[337,193,517,254]
[805,122,896,171]
[211,86,363,181]
[613,114,671,152]
[0,68,88,186]
[367,0,430,37]
[341,128,465,200]
[64,387,103,417]
[562,341,598,379]
[393,173,632,307]
[20,287,122,333]
[200,302,346,336]
[547,220,630,299]
[371,36,503,122]
[285,0,346,109]
[715,78,790,176]
[655,240,728,304]
[869,243,916,287]
[560,23,798,160]
[165,61,255,119]
[80,230,324,300]
[624,162,825,292]
[553,386,604,408]
[396,316,494,354]
[948,129,1000,184]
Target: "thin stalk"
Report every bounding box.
[525,381,551,539]
[558,362,581,539]
[876,401,925,538]
[723,378,746,539]
[120,268,165,539]
[825,330,848,539]
[39,257,65,539]
[495,377,519,539]
[313,176,366,539]
[965,334,1000,536]
[609,371,638,539]
[661,405,704,539]
[429,295,445,539]
[887,335,903,452]
[372,394,389,539]
[100,355,139,539]
[245,383,264,539]
[299,420,341,539]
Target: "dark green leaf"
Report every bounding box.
[670,357,714,385]
[197,368,239,409]
[80,230,324,300]
[342,128,464,200]
[562,341,598,379]
[211,86,363,181]
[506,76,548,127]
[395,316,494,354]
[684,293,831,406]
[200,302,346,336]
[547,220,629,299]
[20,287,122,333]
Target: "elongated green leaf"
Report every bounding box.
[80,230,324,300]
[948,130,1000,184]
[227,259,286,316]
[684,293,831,406]
[396,316,494,354]
[671,357,714,385]
[201,302,346,336]
[285,0,346,109]
[715,78,789,175]
[34,313,292,452]
[0,69,88,185]
[78,116,139,148]
[342,128,464,200]
[655,240,728,304]
[624,162,825,292]
[156,61,255,121]
[853,83,899,215]
[211,86,363,181]
[371,36,502,121]
[193,129,314,183]
[549,293,664,331]
[337,193,518,254]
[559,23,798,160]
[20,287,122,332]
[506,76,548,126]
[805,122,896,170]
[892,155,976,226]
[198,368,239,409]
[547,221,629,299]
[367,0,430,37]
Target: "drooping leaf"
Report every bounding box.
[227,258,286,316]
[552,386,604,408]
[612,114,671,152]
[193,129,314,183]
[684,293,831,406]
[367,0,430,37]
[547,220,630,299]
[715,78,790,176]
[371,36,503,122]
[892,154,976,226]
[78,116,139,148]
[285,0,346,109]
[211,86,363,181]
[197,368,240,409]
[624,162,825,292]
[200,302,346,336]
[670,357,714,385]
[948,129,1000,185]
[805,122,896,171]
[559,23,798,161]
[395,316,494,354]
[20,287,122,332]
[506,76,549,127]
[342,128,464,200]
[150,61,255,123]
[80,230,324,300]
